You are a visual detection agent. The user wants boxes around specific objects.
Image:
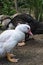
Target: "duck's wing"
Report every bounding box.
[0,30,11,42]
[3,35,17,52]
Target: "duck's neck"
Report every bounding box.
[15,29,25,42]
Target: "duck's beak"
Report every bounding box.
[28,30,33,36]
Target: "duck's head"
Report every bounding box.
[15,24,33,36]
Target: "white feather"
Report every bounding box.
[0,24,30,57]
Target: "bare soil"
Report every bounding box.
[0,32,43,65]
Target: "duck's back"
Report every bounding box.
[0,30,15,42]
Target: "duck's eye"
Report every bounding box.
[27,27,29,29]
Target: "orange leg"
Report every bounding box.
[18,41,25,46]
[6,53,19,63]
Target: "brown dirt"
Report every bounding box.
[0,33,43,65]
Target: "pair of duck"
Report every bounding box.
[0,24,33,62]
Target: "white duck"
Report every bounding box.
[0,24,33,62]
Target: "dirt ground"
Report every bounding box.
[0,31,43,65]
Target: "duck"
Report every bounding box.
[0,24,33,62]
[5,13,39,41]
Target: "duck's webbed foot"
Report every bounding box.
[18,41,25,46]
[6,53,19,63]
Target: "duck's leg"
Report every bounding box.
[18,41,25,46]
[6,53,19,62]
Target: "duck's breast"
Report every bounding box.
[12,30,25,42]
